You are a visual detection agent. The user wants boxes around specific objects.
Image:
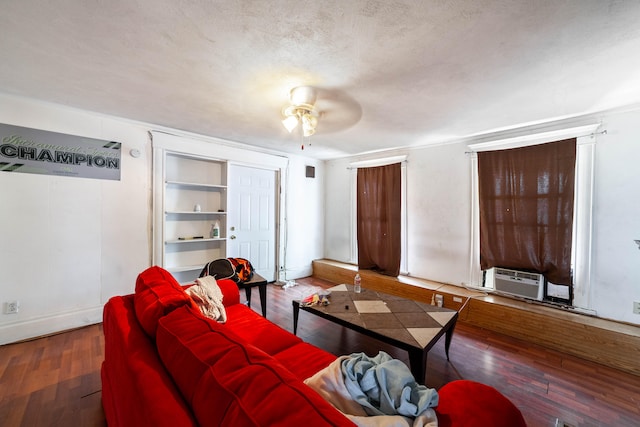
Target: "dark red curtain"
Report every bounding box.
[357,163,401,277]
[478,139,576,286]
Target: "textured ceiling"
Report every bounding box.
[2,0,640,159]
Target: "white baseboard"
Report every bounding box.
[0,305,103,345]
[283,265,313,281]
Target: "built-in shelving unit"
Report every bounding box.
[157,152,228,283]
[152,131,290,284]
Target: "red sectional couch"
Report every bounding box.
[101,266,527,426]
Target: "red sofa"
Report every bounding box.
[101,266,526,426]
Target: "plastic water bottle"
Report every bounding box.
[211,221,220,238]
[354,273,362,293]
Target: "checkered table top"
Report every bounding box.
[303,284,457,349]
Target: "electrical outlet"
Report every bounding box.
[5,300,19,314]
[633,301,640,315]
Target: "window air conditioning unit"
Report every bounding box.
[493,268,544,301]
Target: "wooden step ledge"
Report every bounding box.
[312,259,640,377]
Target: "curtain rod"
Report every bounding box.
[465,129,607,155]
[347,159,408,170]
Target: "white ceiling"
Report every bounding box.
[2,0,640,159]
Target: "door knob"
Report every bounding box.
[230,235,236,239]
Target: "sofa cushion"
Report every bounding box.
[215,278,241,306]
[156,305,355,427]
[435,380,526,427]
[134,266,195,338]
[224,304,303,355]
[273,342,337,381]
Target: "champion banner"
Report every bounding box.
[0,123,121,181]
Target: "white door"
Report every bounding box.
[227,165,277,281]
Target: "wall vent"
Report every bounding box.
[493,268,544,301]
[305,165,315,178]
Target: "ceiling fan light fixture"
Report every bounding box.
[301,112,317,136]
[302,123,315,137]
[281,86,320,140]
[282,114,299,133]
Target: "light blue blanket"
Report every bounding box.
[340,351,439,417]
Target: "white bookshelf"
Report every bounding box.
[155,151,228,283]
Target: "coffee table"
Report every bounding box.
[292,284,458,383]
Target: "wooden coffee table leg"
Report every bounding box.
[408,349,427,384]
[292,301,300,335]
[444,321,457,360]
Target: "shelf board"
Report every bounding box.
[165,180,227,190]
[165,237,227,244]
[165,211,227,215]
[165,265,203,273]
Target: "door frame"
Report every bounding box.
[227,161,284,282]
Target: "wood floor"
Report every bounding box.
[0,320,105,426]
[1,276,639,427]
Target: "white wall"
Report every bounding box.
[405,143,471,285]
[0,95,150,344]
[0,94,324,343]
[2,92,637,342]
[323,145,472,286]
[324,108,640,325]
[324,158,353,262]
[282,155,325,280]
[590,110,640,323]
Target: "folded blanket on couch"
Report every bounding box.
[305,352,438,427]
[186,275,227,323]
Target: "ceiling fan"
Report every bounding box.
[280,85,362,150]
[281,86,320,139]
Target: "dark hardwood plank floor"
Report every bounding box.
[0,321,105,427]
[267,277,640,427]
[1,276,639,426]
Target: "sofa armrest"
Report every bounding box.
[102,295,197,427]
[216,278,241,306]
[435,380,526,427]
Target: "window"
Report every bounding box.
[349,156,408,275]
[356,163,402,276]
[478,139,576,286]
[468,124,600,309]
